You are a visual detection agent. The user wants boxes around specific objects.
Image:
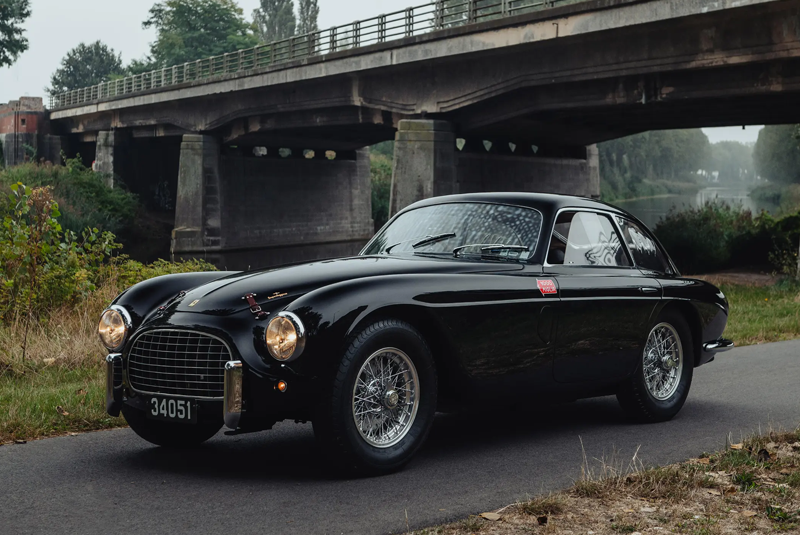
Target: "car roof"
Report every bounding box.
[403,192,630,218]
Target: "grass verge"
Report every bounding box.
[413,428,800,535]
[0,365,120,444]
[715,281,800,347]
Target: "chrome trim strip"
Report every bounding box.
[703,338,734,353]
[106,353,122,417]
[224,360,244,429]
[124,328,233,401]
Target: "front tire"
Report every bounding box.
[121,404,222,447]
[617,310,694,422]
[313,319,437,475]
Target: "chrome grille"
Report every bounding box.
[127,330,231,399]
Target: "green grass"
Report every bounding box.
[719,282,800,346]
[0,365,123,444]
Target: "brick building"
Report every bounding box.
[0,97,64,166]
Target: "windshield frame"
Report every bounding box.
[360,201,545,263]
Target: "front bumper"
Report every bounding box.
[106,353,245,429]
[703,338,734,353]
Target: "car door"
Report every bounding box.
[543,210,662,383]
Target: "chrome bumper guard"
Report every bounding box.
[105,354,123,417]
[224,361,244,429]
[703,338,734,352]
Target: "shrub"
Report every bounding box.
[0,156,140,238]
[655,202,800,275]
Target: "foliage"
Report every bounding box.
[253,0,296,43]
[0,0,30,68]
[371,153,392,232]
[708,141,755,185]
[142,0,258,68]
[0,184,120,365]
[109,258,217,289]
[753,125,800,185]
[47,41,123,95]
[296,0,319,36]
[0,157,139,239]
[599,130,709,201]
[654,202,800,275]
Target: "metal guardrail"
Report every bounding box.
[49,0,583,110]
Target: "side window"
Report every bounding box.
[617,217,670,273]
[548,211,631,267]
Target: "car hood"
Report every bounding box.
[172,255,524,316]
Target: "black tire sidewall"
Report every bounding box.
[621,310,694,421]
[315,320,437,474]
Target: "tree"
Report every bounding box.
[143,0,258,68]
[253,0,296,43]
[0,0,31,68]
[296,0,319,36]
[47,41,123,95]
[708,141,754,184]
[753,125,800,185]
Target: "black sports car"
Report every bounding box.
[99,193,732,474]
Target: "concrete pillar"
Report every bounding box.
[41,135,68,165]
[0,133,38,167]
[95,131,127,188]
[389,119,456,216]
[172,135,221,254]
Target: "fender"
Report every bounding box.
[112,271,239,329]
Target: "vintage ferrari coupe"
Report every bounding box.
[99,193,732,474]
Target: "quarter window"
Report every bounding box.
[617,217,671,273]
[548,211,631,267]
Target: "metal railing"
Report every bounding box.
[49,0,583,110]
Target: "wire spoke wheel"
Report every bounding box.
[642,322,684,401]
[352,347,420,448]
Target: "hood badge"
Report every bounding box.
[188,299,200,307]
[243,293,269,320]
[268,291,288,300]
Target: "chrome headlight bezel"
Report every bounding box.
[265,311,306,362]
[98,305,132,351]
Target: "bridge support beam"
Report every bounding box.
[171,140,374,269]
[389,118,600,214]
[172,134,221,255]
[389,120,457,217]
[456,144,600,199]
[95,131,128,188]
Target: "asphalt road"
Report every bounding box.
[1,340,798,535]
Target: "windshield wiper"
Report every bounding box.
[453,243,529,258]
[384,233,457,254]
[412,233,457,249]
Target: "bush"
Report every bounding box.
[0,182,217,368]
[0,156,140,238]
[655,202,800,275]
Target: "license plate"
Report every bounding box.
[146,396,197,424]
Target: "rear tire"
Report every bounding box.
[121,404,222,447]
[617,310,694,422]
[313,319,437,476]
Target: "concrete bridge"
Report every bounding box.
[19,0,800,267]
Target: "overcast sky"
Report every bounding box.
[0,0,764,144]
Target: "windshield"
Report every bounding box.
[361,202,543,261]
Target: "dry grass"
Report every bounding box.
[411,428,800,535]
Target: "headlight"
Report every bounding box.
[265,312,305,362]
[98,306,130,350]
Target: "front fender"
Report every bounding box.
[112,271,239,329]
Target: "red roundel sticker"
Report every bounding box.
[537,279,557,295]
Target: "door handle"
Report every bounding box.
[639,287,659,294]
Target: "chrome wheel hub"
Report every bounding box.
[643,322,684,401]
[352,348,419,448]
